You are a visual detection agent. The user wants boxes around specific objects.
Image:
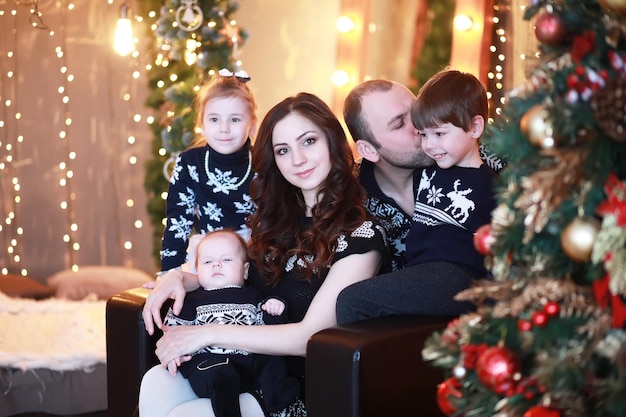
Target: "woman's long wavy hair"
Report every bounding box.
[247,92,369,284]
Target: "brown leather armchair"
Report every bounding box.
[106,288,449,417]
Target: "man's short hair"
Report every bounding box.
[343,79,394,148]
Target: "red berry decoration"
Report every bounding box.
[534,11,565,45]
[473,223,495,255]
[517,319,532,332]
[544,301,561,317]
[532,310,548,327]
[523,405,562,417]
[437,377,463,416]
[476,345,521,394]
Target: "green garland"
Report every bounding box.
[411,0,455,92]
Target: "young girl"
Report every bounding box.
[140,93,389,417]
[160,69,257,274]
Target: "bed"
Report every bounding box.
[0,268,153,417]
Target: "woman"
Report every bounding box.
[140,92,389,417]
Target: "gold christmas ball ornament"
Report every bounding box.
[560,216,601,262]
[600,0,626,15]
[520,104,558,149]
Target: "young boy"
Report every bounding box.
[407,68,498,277]
[163,229,299,417]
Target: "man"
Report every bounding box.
[337,79,478,323]
[343,80,433,273]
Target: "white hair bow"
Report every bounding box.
[218,68,251,82]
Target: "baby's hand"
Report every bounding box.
[262,298,285,316]
[142,280,157,289]
[167,358,179,375]
[166,354,193,375]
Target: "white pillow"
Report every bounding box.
[47,266,154,300]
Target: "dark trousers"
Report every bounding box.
[336,261,477,324]
[183,353,300,416]
[186,357,250,417]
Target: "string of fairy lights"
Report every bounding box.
[487,0,510,119]
[487,0,536,119]
[56,1,79,269]
[0,1,152,276]
[0,5,22,276]
[0,1,56,276]
[117,1,154,267]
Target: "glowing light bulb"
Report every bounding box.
[114,3,135,56]
[332,70,350,87]
[336,16,355,33]
[454,15,474,32]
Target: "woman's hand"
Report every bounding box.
[142,270,188,335]
[156,325,207,366]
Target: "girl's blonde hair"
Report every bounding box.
[190,71,257,148]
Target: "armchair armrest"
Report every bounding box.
[106,288,164,417]
[306,315,450,417]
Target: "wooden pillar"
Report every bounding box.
[450,0,493,85]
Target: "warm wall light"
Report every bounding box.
[331,69,350,87]
[114,3,135,56]
[336,16,355,33]
[454,14,474,31]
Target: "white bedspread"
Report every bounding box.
[0,291,106,371]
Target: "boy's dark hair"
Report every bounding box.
[411,69,488,132]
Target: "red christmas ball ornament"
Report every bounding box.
[523,405,562,417]
[473,224,495,256]
[476,346,521,394]
[534,11,566,45]
[437,377,463,416]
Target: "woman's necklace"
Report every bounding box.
[205,149,252,194]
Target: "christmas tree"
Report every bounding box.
[423,1,626,416]
[137,0,248,263]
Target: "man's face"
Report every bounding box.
[361,84,433,169]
